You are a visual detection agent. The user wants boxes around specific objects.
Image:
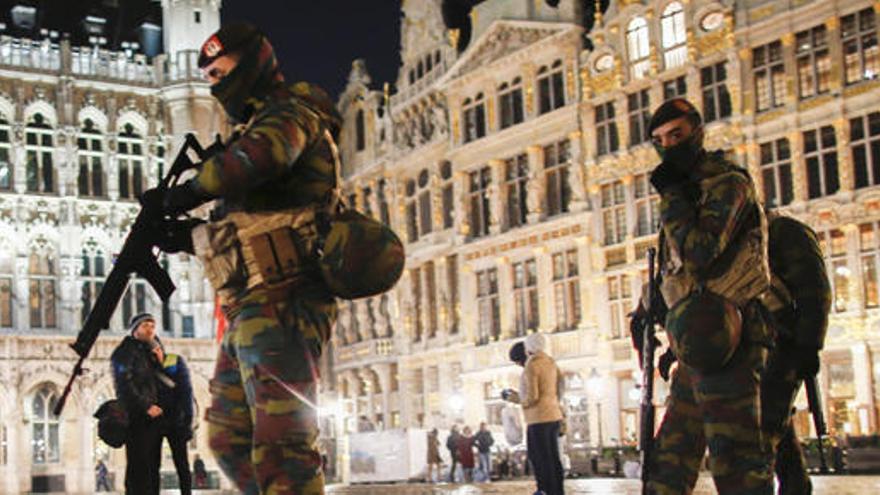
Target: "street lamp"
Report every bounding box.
[587,368,603,448]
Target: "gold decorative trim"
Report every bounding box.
[756,108,786,125]
[798,94,834,112]
[749,5,776,24]
[695,29,731,57]
[844,80,880,98]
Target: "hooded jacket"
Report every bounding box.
[520,334,564,425]
[157,352,194,433]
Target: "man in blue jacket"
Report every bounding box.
[153,341,195,495]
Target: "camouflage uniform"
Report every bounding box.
[648,152,774,495]
[193,31,341,494]
[761,214,831,494]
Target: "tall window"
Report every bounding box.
[499,77,524,128]
[634,173,659,237]
[628,89,651,146]
[817,228,850,312]
[504,154,529,230]
[77,119,105,198]
[446,254,459,334]
[702,62,732,122]
[760,138,794,207]
[25,113,54,193]
[355,109,365,151]
[796,25,831,99]
[663,75,687,100]
[362,186,373,218]
[607,274,632,339]
[31,386,60,464]
[476,268,500,345]
[595,101,619,156]
[553,250,581,332]
[804,125,840,199]
[440,162,455,229]
[538,60,566,114]
[851,111,880,188]
[29,253,56,329]
[661,2,687,70]
[405,179,418,242]
[417,169,433,236]
[118,124,144,200]
[601,181,627,245]
[420,262,437,339]
[469,166,492,238]
[859,221,880,308]
[80,250,106,325]
[545,140,571,217]
[0,252,12,328]
[121,280,148,329]
[463,93,487,143]
[627,17,650,80]
[512,259,538,336]
[0,117,11,190]
[753,41,786,112]
[378,179,391,225]
[842,8,879,85]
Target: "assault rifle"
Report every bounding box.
[639,247,658,494]
[54,133,217,416]
[805,375,830,474]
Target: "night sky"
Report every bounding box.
[222,1,404,99]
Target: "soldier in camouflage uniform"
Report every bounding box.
[760,211,831,494]
[633,99,774,494]
[147,23,341,495]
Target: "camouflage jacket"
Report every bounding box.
[766,214,831,349]
[193,81,343,212]
[658,151,763,281]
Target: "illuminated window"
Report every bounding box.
[29,253,56,329]
[118,124,144,200]
[851,111,880,188]
[77,119,105,198]
[31,386,60,464]
[627,89,651,146]
[607,273,632,339]
[842,8,879,85]
[504,154,529,230]
[627,17,650,80]
[462,93,487,143]
[498,77,524,128]
[601,181,627,245]
[634,173,659,237]
[25,113,55,193]
[760,138,794,207]
[753,41,786,112]
[544,140,571,217]
[538,60,565,114]
[817,228,850,312]
[552,250,581,332]
[661,2,687,70]
[595,101,619,156]
[512,259,538,336]
[796,25,831,99]
[476,268,500,345]
[468,166,492,238]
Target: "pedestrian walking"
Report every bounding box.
[474,422,495,481]
[426,428,442,483]
[446,425,461,482]
[95,459,111,492]
[193,454,208,489]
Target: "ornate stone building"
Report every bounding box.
[330,0,880,474]
[0,1,228,493]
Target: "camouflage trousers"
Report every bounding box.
[647,340,773,495]
[205,290,337,495]
[761,346,812,495]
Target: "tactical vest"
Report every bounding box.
[659,170,771,311]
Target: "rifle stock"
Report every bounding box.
[640,247,658,494]
[55,133,209,416]
[805,374,829,474]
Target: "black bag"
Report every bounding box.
[94,399,129,448]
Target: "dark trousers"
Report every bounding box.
[448,452,458,481]
[125,418,162,495]
[527,421,564,495]
[163,430,192,495]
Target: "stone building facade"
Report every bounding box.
[329,0,880,473]
[0,1,227,493]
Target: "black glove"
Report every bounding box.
[658,348,678,381]
[792,346,821,379]
[155,218,205,254]
[629,308,661,366]
[141,180,211,217]
[650,161,688,194]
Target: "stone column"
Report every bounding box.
[781,32,798,109]
[534,246,553,333]
[454,171,470,241]
[366,179,380,220]
[373,363,392,430]
[851,342,875,434]
[825,16,844,95]
[58,256,80,334]
[525,145,544,224]
[835,118,854,193]
[788,131,808,203]
[11,123,26,194]
[568,131,589,212]
[736,47,753,117]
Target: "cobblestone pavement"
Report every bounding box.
[327,475,880,494]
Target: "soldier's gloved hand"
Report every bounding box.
[163,180,212,216]
[156,218,205,254]
[650,161,688,194]
[629,307,661,366]
[792,346,821,379]
[658,348,678,381]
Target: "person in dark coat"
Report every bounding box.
[474,422,495,481]
[153,342,195,495]
[110,313,164,495]
[193,454,208,488]
[457,426,477,483]
[446,425,461,482]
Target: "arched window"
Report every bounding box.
[118,123,144,200]
[25,113,55,193]
[499,77,525,128]
[77,118,105,198]
[440,162,454,229]
[81,246,106,325]
[462,93,487,143]
[0,116,11,191]
[661,2,687,69]
[355,109,365,151]
[405,179,418,242]
[31,386,60,464]
[538,60,566,114]
[29,253,56,329]
[627,17,651,79]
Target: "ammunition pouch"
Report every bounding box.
[192,207,322,305]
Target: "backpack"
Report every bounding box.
[94,399,129,448]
